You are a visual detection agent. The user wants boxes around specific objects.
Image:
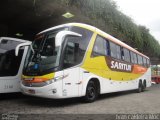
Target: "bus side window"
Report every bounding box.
[133,53,138,64]
[116,45,121,60]
[63,36,81,69]
[109,42,121,60]
[147,59,150,67]
[143,57,147,67]
[137,55,143,66]
[123,48,131,63]
[92,35,109,57]
[110,42,116,58]
[130,51,134,64]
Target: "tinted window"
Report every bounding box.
[123,48,130,62]
[130,51,138,64]
[63,36,86,69]
[133,53,138,64]
[138,55,143,65]
[143,57,147,67]
[116,45,121,59]
[110,42,121,59]
[41,34,56,56]
[70,26,93,52]
[92,36,109,57]
[0,40,24,76]
[130,51,134,63]
[147,59,150,66]
[0,49,24,76]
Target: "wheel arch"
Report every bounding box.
[81,76,101,97]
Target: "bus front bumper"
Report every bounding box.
[20,81,64,99]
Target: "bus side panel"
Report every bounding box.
[80,67,151,96]
[80,68,103,97]
[0,77,20,93]
[81,54,151,95]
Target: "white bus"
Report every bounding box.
[0,37,31,94]
[18,23,151,102]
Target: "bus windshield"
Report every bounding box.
[23,32,61,76]
[23,26,93,76]
[0,40,24,76]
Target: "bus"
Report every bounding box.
[151,65,160,84]
[17,23,151,102]
[152,76,160,84]
[0,37,31,94]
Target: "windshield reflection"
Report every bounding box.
[24,33,60,75]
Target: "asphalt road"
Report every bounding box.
[0,84,160,120]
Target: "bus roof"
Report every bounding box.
[38,23,149,59]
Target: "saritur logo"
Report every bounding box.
[111,61,132,72]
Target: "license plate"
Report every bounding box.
[28,89,35,94]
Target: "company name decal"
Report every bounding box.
[111,61,132,72]
[106,57,133,73]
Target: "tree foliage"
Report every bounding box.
[59,0,160,59]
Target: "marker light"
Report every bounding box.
[62,12,74,18]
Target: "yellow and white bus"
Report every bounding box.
[18,23,151,102]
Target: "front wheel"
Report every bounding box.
[83,81,97,103]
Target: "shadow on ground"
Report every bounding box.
[0,88,151,108]
[23,88,152,107]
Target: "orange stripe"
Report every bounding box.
[24,78,49,83]
[132,65,147,74]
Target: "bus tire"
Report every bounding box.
[137,80,143,93]
[142,80,146,91]
[83,81,97,103]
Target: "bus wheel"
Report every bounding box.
[142,80,146,91]
[137,81,143,93]
[84,81,97,103]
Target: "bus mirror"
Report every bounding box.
[55,31,82,47]
[15,42,31,56]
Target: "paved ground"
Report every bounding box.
[0,84,160,119]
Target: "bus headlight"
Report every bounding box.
[22,75,65,87]
[45,76,63,85]
[45,79,54,85]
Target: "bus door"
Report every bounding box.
[63,68,79,97]
[62,38,80,97]
[0,38,29,93]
